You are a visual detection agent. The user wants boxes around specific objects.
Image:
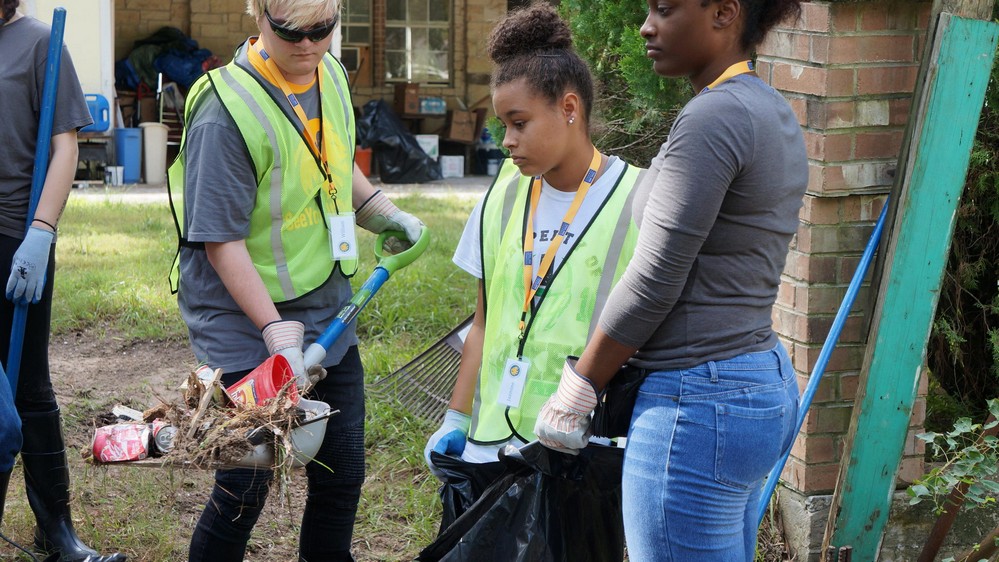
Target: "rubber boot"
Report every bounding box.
[20,410,126,562]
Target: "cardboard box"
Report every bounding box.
[415,134,439,160]
[394,83,420,115]
[443,110,476,143]
[440,155,465,178]
[419,96,446,115]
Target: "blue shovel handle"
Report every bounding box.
[7,8,66,397]
[755,199,890,526]
[302,226,430,366]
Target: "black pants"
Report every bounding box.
[188,345,366,562]
[0,232,58,415]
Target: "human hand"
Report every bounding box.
[5,226,54,304]
[424,409,471,479]
[262,320,315,391]
[355,190,425,252]
[305,364,327,390]
[534,358,599,455]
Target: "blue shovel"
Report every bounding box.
[6,7,66,398]
[240,227,431,394]
[303,226,431,371]
[756,199,890,525]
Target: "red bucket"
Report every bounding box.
[226,354,300,407]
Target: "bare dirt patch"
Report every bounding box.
[50,332,196,422]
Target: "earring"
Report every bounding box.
[568,117,575,124]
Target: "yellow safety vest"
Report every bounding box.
[167,50,356,303]
[470,158,645,443]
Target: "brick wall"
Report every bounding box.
[188,0,257,59]
[756,0,931,499]
[115,0,191,59]
[114,0,501,122]
[114,0,253,61]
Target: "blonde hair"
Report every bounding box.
[246,0,339,30]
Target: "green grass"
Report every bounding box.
[52,200,185,339]
[9,193,478,561]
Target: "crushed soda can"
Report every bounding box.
[150,419,176,455]
[91,423,151,463]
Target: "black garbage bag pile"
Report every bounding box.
[356,99,442,184]
[418,442,625,562]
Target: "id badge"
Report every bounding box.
[497,357,530,408]
[329,212,358,261]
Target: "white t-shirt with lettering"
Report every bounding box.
[454,156,624,283]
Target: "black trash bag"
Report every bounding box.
[430,453,505,534]
[417,442,625,562]
[356,99,442,184]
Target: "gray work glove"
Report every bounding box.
[6,226,54,304]
[355,190,424,253]
[262,320,327,391]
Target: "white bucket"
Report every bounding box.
[234,398,334,468]
[139,122,169,185]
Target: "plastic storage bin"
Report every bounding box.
[80,94,110,133]
[355,146,373,176]
[114,128,142,184]
[139,122,169,184]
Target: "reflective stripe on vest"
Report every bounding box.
[167,50,357,302]
[469,158,644,443]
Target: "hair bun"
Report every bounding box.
[487,3,572,64]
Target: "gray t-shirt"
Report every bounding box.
[600,75,807,370]
[0,15,92,239]
[177,40,356,374]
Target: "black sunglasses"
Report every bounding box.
[264,9,338,43]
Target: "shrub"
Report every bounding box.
[559,0,691,166]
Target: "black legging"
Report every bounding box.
[188,345,366,562]
[0,232,59,415]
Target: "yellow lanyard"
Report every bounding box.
[700,60,755,94]
[249,39,340,210]
[519,147,602,336]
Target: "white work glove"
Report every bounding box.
[262,320,326,391]
[424,409,471,479]
[355,190,424,253]
[5,226,54,305]
[534,357,599,455]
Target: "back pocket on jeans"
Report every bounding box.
[715,402,787,489]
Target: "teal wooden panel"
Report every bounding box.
[827,14,999,559]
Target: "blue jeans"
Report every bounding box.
[0,367,19,472]
[622,344,798,562]
[188,346,365,562]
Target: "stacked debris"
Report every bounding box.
[85,367,333,475]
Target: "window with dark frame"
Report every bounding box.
[341,0,451,86]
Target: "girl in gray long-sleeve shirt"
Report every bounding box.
[534,0,807,560]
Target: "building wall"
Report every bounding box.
[114,0,503,127]
[116,0,254,60]
[755,1,934,559]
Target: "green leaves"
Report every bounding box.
[908,399,999,513]
[559,0,692,166]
